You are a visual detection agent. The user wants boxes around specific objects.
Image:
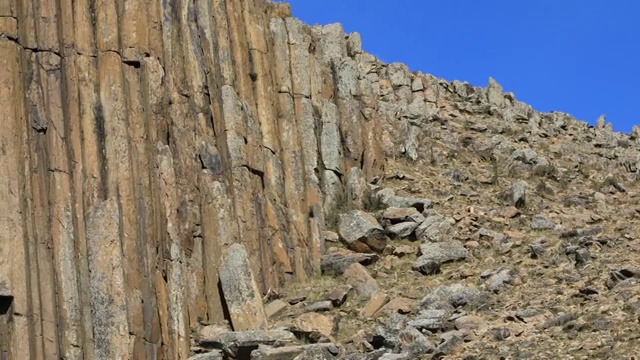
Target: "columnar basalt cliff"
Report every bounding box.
[2,0,640,359]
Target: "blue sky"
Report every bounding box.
[287,0,639,133]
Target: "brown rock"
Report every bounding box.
[342,263,379,299]
[359,292,390,318]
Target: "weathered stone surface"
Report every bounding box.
[3,0,640,357]
[338,210,389,253]
[219,244,269,331]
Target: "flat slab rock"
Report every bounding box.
[338,210,389,253]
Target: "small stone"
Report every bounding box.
[325,285,352,307]
[342,263,379,299]
[359,292,391,318]
[264,299,289,318]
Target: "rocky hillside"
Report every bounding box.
[1,0,640,359]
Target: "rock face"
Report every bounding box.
[2,0,640,359]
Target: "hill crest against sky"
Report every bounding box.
[287,0,640,133]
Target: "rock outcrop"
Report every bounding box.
[1,0,640,359]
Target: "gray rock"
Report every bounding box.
[219,244,269,331]
[510,181,527,208]
[320,251,379,276]
[530,214,555,230]
[338,210,388,253]
[386,222,419,240]
[413,241,468,274]
[420,284,483,310]
[198,330,297,358]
